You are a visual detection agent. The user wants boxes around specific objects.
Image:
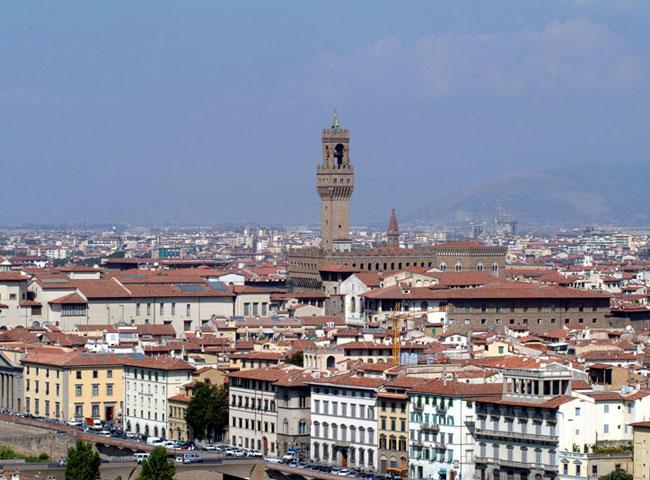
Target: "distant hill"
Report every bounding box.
[412,163,650,227]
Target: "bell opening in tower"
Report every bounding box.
[334,144,345,167]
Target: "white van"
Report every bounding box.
[146,437,163,446]
[134,452,151,464]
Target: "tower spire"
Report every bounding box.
[332,107,340,130]
[387,207,399,248]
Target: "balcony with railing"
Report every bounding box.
[420,423,440,432]
[473,427,558,444]
[473,456,558,472]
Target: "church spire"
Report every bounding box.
[387,207,399,248]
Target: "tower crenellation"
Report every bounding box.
[317,109,355,252]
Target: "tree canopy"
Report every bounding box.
[285,350,304,367]
[139,446,175,480]
[64,439,100,480]
[185,382,229,440]
[600,469,633,480]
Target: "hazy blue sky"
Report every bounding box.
[1,1,649,225]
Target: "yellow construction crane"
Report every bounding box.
[392,314,401,364]
[390,302,427,364]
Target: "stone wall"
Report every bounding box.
[0,419,75,459]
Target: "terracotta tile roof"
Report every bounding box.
[582,391,648,401]
[49,292,87,305]
[429,271,499,287]
[476,395,575,409]
[308,372,386,389]
[412,379,502,397]
[168,394,191,403]
[0,272,30,282]
[228,365,310,385]
[364,282,610,300]
[353,272,382,288]
[229,351,284,361]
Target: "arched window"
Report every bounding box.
[420,301,429,310]
[379,434,387,449]
[326,356,336,369]
[283,419,289,434]
[455,263,463,272]
[313,442,320,459]
[334,144,345,166]
[492,263,499,275]
[440,263,447,272]
[299,420,307,435]
[323,443,329,460]
[477,263,484,272]
[313,421,320,437]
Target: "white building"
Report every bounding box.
[408,380,501,480]
[309,373,382,472]
[473,365,597,480]
[339,273,380,326]
[123,355,194,439]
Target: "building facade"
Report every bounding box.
[123,355,194,439]
[21,351,125,422]
[229,365,311,457]
[309,373,382,471]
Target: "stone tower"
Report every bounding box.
[387,207,399,248]
[317,110,354,252]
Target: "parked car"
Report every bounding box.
[265,456,282,464]
[182,453,202,464]
[224,448,236,456]
[134,452,151,464]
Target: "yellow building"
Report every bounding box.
[377,377,425,475]
[168,367,228,441]
[21,351,126,423]
[633,421,650,480]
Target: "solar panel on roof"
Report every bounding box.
[178,284,204,292]
[209,282,228,292]
[122,274,146,279]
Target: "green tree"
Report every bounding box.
[599,469,633,480]
[285,350,304,367]
[185,382,229,441]
[140,446,175,480]
[64,439,100,480]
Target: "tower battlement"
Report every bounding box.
[318,110,354,252]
